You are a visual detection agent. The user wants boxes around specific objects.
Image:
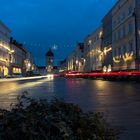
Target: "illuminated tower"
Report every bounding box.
[45,48,54,72]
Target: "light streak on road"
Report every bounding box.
[0,77,53,94]
[0,75,54,83]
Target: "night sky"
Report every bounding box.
[0,0,116,66]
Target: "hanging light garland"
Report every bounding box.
[0,57,8,63]
[0,41,10,52]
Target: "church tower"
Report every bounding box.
[45,48,54,72]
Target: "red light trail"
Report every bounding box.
[63,71,140,77]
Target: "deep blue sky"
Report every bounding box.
[0,0,116,66]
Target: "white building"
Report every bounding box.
[0,21,11,77]
[67,43,85,72]
[84,26,103,72]
[112,0,137,71]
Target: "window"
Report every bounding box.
[120,28,123,38]
[118,47,121,55]
[113,49,116,57]
[128,6,133,15]
[128,22,133,33]
[116,48,119,56]
[118,29,121,39]
[122,26,126,37]
[117,16,120,24]
[122,12,126,20]
[122,45,126,54]
[113,32,116,41]
[113,20,116,28]
[129,41,133,52]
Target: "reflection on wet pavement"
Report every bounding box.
[0,77,140,139]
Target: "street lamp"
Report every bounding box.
[28,63,31,71]
[28,63,31,68]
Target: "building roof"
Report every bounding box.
[10,38,27,53]
[46,48,54,57]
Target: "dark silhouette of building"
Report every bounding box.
[45,48,54,72]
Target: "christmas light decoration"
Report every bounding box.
[0,41,10,52]
[99,52,104,61]
[113,56,121,63]
[103,47,112,55]
[122,52,134,62]
[107,65,112,72]
[103,66,107,73]
[0,57,7,63]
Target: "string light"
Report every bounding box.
[0,41,10,52]
[0,57,8,63]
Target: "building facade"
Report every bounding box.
[67,51,75,71]
[112,0,137,71]
[9,39,27,76]
[67,43,85,72]
[135,0,140,69]
[102,10,113,72]
[66,0,140,73]
[59,59,67,73]
[84,35,92,72]
[0,21,11,77]
[24,52,35,72]
[84,27,103,72]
